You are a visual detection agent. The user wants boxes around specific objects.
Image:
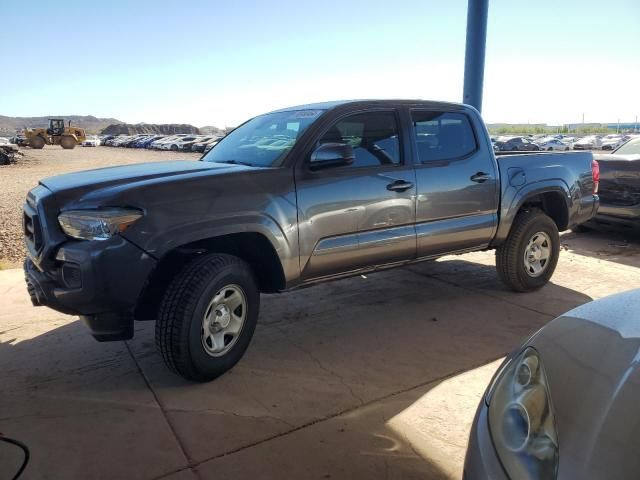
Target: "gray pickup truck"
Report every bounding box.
[23,100,599,381]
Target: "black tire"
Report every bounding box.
[60,136,76,149]
[156,253,260,382]
[170,144,178,151]
[30,136,45,149]
[496,209,560,292]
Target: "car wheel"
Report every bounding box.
[496,209,560,292]
[547,147,553,151]
[170,144,178,151]
[156,253,259,382]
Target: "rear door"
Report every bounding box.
[295,109,417,280]
[410,109,499,257]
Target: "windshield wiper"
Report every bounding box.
[217,160,254,167]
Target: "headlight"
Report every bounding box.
[58,208,143,241]
[488,347,558,479]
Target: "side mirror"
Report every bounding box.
[309,143,354,170]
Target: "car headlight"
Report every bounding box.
[58,208,143,241]
[488,347,558,479]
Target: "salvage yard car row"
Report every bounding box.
[99,133,223,152]
[491,133,639,152]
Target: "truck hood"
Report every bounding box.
[531,289,640,477]
[40,160,230,194]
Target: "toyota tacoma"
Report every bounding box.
[23,100,599,381]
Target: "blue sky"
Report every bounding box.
[1,0,638,126]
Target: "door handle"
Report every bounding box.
[470,172,491,183]
[386,180,414,192]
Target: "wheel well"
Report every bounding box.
[520,191,569,231]
[134,232,285,320]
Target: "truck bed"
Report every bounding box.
[492,150,596,243]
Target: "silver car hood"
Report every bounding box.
[530,289,640,479]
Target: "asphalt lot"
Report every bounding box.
[2,228,639,479]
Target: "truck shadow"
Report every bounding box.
[560,228,640,269]
[0,258,593,479]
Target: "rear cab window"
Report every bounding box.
[411,111,477,163]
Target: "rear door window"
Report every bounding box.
[411,111,477,163]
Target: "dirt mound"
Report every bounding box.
[101,123,200,135]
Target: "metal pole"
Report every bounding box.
[462,0,489,112]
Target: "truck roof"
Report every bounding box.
[269,99,468,113]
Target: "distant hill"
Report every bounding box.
[101,123,200,135]
[0,115,121,135]
[200,125,235,136]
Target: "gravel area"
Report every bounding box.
[0,146,200,266]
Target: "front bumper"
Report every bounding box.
[25,236,157,341]
[464,404,508,479]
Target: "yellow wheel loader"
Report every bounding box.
[24,119,87,150]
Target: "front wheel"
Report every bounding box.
[496,210,560,292]
[60,136,76,149]
[156,254,260,382]
[30,136,45,149]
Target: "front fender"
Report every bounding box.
[125,212,300,285]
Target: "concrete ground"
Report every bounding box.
[1,229,639,480]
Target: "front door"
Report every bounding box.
[295,110,417,280]
[410,109,499,257]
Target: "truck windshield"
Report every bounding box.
[201,109,324,167]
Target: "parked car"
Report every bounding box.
[601,134,630,151]
[23,100,599,381]
[177,135,214,152]
[203,139,221,154]
[136,135,165,148]
[494,136,541,152]
[535,137,570,151]
[81,135,101,147]
[573,135,602,150]
[465,288,640,479]
[150,134,189,150]
[122,135,153,147]
[589,136,640,228]
[191,136,222,153]
[158,135,201,151]
[107,135,133,147]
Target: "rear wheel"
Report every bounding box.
[496,210,560,292]
[170,144,178,151]
[29,136,45,149]
[60,136,76,149]
[156,253,260,382]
